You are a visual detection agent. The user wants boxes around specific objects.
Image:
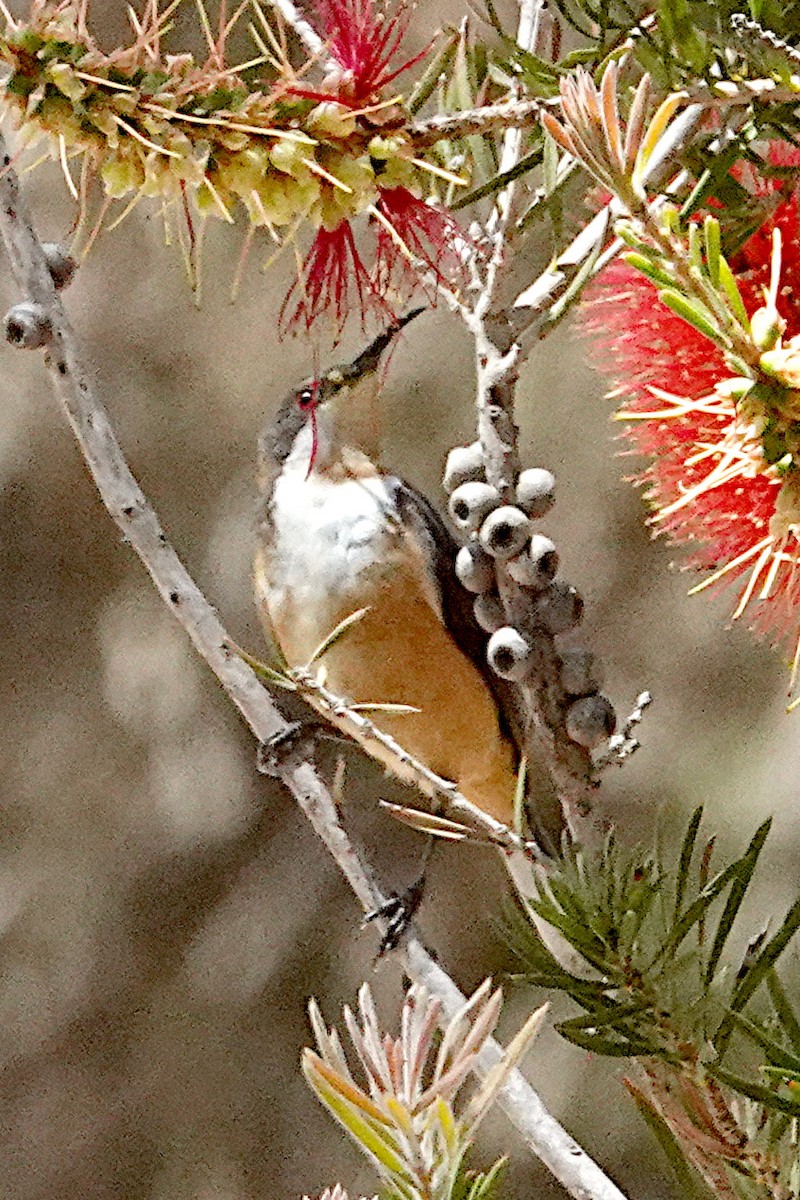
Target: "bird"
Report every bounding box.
[254,309,562,847]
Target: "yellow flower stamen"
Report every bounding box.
[410,157,468,186]
[144,104,316,143]
[201,174,236,221]
[300,158,353,192]
[58,135,79,201]
[113,115,184,158]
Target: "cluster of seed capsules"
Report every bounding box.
[443,444,617,753]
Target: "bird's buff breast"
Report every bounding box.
[255,468,518,822]
[258,469,410,658]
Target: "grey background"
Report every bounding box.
[0,2,798,1197]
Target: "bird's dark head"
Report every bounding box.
[258,307,424,485]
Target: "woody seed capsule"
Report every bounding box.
[565,694,617,748]
[487,626,537,682]
[448,481,501,532]
[42,243,77,290]
[479,505,531,559]
[443,442,486,494]
[559,647,604,696]
[455,543,495,594]
[473,593,505,633]
[533,580,584,635]
[5,301,52,349]
[507,533,558,588]
[516,468,556,517]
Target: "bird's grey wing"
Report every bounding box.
[387,477,515,722]
[387,476,564,851]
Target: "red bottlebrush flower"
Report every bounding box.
[281,192,471,336]
[581,178,800,688]
[313,0,425,105]
[280,221,394,334]
[372,186,468,296]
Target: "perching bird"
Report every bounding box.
[254,310,562,845]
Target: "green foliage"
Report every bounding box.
[449,1158,507,1200]
[505,811,800,1196]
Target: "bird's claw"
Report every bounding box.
[257,720,329,776]
[364,874,426,958]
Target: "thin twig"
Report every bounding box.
[0,130,628,1200]
[267,0,324,56]
[290,667,546,861]
[407,96,548,150]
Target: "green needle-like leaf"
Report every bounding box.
[703,214,721,288]
[655,856,746,965]
[549,230,603,321]
[408,28,459,113]
[727,1012,800,1074]
[658,289,723,344]
[623,250,678,288]
[463,1156,508,1200]
[625,1080,712,1199]
[717,256,751,332]
[708,1066,800,1118]
[556,1020,661,1057]
[716,896,800,1052]
[674,806,703,924]
[228,642,298,690]
[767,970,800,1052]
[452,146,544,209]
[705,817,772,984]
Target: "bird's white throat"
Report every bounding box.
[264,454,399,621]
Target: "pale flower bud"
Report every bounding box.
[750,304,786,351]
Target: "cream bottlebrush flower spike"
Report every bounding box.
[0,0,468,330]
[302,980,547,1200]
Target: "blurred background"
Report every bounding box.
[1,2,799,1198]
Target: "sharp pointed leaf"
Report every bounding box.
[625,1079,711,1199]
[705,818,772,984]
[718,256,751,331]
[767,971,800,1052]
[556,1021,661,1057]
[727,1012,800,1073]
[656,856,745,964]
[708,1067,800,1117]
[674,806,703,922]
[704,215,721,289]
[306,607,370,666]
[658,289,723,344]
[717,896,800,1051]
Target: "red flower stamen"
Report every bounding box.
[372,187,469,297]
[581,154,800,684]
[313,0,426,104]
[280,221,394,335]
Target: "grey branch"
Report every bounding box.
[408,96,548,149]
[291,666,546,860]
[455,0,599,828]
[0,130,628,1200]
[268,0,325,56]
